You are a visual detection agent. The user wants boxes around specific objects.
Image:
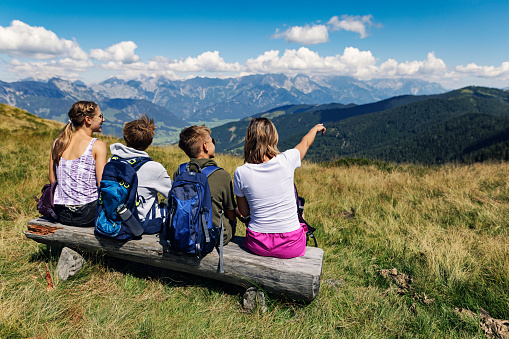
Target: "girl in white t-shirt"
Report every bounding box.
[234,118,325,258]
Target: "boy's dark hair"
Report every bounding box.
[123,114,156,151]
[178,125,211,158]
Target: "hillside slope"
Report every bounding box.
[284,86,509,163]
[212,94,429,154]
[1,107,508,338]
[0,102,64,131]
[213,86,509,164]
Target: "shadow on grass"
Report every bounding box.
[28,243,311,308]
[98,254,245,297]
[28,243,63,263]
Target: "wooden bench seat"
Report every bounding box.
[25,218,324,301]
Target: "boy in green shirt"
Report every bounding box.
[174,125,237,244]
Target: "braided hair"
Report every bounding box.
[51,101,98,165]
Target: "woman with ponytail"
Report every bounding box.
[48,101,107,226]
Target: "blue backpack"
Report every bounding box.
[95,156,152,241]
[163,162,224,263]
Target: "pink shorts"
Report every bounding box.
[244,226,306,259]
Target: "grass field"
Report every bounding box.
[0,103,508,338]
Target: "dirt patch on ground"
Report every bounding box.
[455,307,509,339]
[377,268,413,291]
[376,268,434,305]
[340,208,355,220]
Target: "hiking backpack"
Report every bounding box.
[34,180,58,219]
[163,162,223,261]
[294,185,318,247]
[95,156,152,241]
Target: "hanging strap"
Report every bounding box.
[201,208,210,244]
[218,210,224,274]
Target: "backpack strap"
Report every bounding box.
[110,156,151,169]
[126,157,152,171]
[178,161,203,175]
[202,165,224,273]
[177,162,187,175]
[218,210,224,274]
[177,162,221,177]
[201,165,221,177]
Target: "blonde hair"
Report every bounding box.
[178,125,211,158]
[123,114,156,151]
[244,118,279,164]
[51,101,98,165]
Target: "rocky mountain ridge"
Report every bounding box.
[1,75,445,123]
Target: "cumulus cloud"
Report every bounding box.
[244,47,373,77]
[273,15,379,45]
[7,58,93,81]
[328,15,377,39]
[90,41,140,64]
[455,62,509,78]
[272,25,329,45]
[0,20,87,60]
[380,52,447,76]
[244,47,448,80]
[95,51,241,79]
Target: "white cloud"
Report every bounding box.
[90,41,140,64]
[455,62,509,78]
[7,58,93,81]
[328,15,377,39]
[164,51,240,72]
[95,51,241,79]
[243,48,450,81]
[0,20,87,60]
[272,15,379,46]
[0,19,504,88]
[272,25,329,45]
[380,52,447,76]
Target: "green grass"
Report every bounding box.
[1,103,508,338]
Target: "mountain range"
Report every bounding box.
[0,75,445,143]
[1,75,507,164]
[91,74,446,121]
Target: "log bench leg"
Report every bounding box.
[56,247,86,281]
[243,287,268,313]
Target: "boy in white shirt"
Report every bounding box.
[109,114,172,234]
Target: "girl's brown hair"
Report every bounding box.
[243,117,279,164]
[51,101,98,165]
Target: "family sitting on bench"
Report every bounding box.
[47,100,325,259]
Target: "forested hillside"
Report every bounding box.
[284,87,509,163]
[214,86,509,164]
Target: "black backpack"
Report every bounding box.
[295,185,318,247]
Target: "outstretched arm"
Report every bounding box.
[294,124,326,160]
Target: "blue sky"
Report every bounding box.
[0,0,507,89]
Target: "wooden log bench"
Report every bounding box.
[25,218,324,301]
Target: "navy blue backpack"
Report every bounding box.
[95,156,152,241]
[163,162,223,263]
